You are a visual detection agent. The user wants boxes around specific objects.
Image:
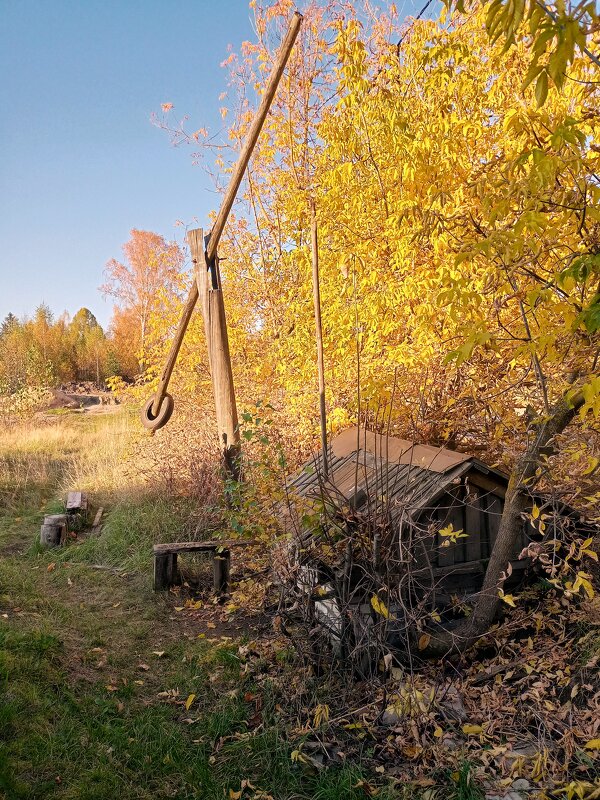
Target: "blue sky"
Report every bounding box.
[0,0,432,329]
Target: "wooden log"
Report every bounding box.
[213,549,230,594]
[40,514,67,548]
[310,200,328,478]
[204,11,303,265]
[40,524,61,548]
[150,287,201,417]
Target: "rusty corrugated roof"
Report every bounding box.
[287,427,478,520]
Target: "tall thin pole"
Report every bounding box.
[310,199,328,478]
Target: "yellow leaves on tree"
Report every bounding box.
[143,1,598,505]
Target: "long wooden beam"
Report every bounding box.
[146,11,302,423]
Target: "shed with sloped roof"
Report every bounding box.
[286,427,589,600]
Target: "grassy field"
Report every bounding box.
[0,409,411,800]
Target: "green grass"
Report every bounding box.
[447,762,485,800]
[0,600,402,800]
[0,410,412,800]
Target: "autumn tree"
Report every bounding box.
[67,308,107,384]
[448,0,599,101]
[107,306,142,380]
[0,310,53,392]
[102,229,184,370]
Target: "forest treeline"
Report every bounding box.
[0,306,125,391]
[0,229,183,393]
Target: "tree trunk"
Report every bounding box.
[428,390,585,657]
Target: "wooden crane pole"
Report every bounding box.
[141,11,303,456]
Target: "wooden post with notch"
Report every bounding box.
[188,228,241,478]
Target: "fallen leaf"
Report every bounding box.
[462,723,483,735]
[47,562,56,572]
[185,693,196,711]
[584,739,600,750]
[138,663,150,671]
[152,651,165,658]
[500,593,517,607]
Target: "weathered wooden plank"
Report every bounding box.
[154,553,178,591]
[467,473,507,499]
[66,491,88,511]
[465,492,482,562]
[486,495,503,556]
[433,560,485,577]
[153,540,255,555]
[189,229,241,476]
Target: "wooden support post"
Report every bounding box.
[154,552,178,591]
[213,549,231,594]
[188,228,241,478]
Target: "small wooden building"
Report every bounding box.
[287,426,591,602]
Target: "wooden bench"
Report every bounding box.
[153,540,254,593]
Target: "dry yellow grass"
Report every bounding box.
[0,408,144,512]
